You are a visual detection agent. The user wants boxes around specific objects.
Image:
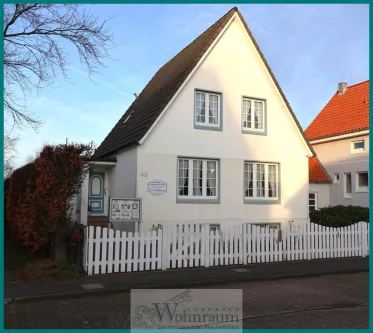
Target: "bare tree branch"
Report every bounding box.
[4,132,19,178]
[4,4,115,130]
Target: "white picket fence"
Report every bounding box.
[84,221,369,276]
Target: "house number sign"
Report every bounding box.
[148,179,167,195]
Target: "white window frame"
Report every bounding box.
[356,171,368,192]
[344,172,352,198]
[249,223,281,230]
[351,140,365,154]
[309,192,318,213]
[244,162,279,201]
[242,97,265,133]
[177,158,219,200]
[333,173,340,184]
[195,91,221,128]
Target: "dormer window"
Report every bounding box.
[194,90,222,131]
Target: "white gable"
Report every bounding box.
[139,14,311,160]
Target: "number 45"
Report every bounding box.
[140,172,148,177]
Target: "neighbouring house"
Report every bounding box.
[305,80,369,208]
[76,7,317,232]
[308,156,332,213]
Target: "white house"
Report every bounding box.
[77,7,317,232]
[305,81,369,208]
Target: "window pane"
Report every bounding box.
[196,93,206,123]
[208,94,219,125]
[268,165,277,197]
[345,173,352,194]
[193,160,203,196]
[242,99,251,129]
[178,159,189,196]
[358,172,368,187]
[206,161,217,196]
[256,164,265,197]
[254,101,264,130]
[353,141,364,150]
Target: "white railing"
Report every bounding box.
[84,221,369,276]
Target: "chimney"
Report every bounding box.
[338,82,347,94]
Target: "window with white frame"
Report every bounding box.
[249,223,281,230]
[195,91,221,127]
[351,140,365,154]
[344,173,352,198]
[244,162,279,200]
[242,97,265,132]
[356,171,368,192]
[309,193,318,213]
[178,158,218,199]
[333,173,340,184]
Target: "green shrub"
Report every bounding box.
[310,205,369,228]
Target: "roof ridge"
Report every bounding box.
[345,79,369,89]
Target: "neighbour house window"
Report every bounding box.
[178,158,219,201]
[195,91,221,129]
[209,224,220,233]
[244,162,279,201]
[333,173,340,184]
[356,172,369,192]
[309,193,318,213]
[242,97,266,133]
[344,173,352,198]
[247,223,281,230]
[351,140,365,154]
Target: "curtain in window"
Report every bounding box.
[254,101,263,130]
[256,164,265,197]
[178,160,189,195]
[196,93,206,123]
[268,165,276,197]
[242,100,252,128]
[244,163,254,197]
[206,161,217,196]
[209,95,219,124]
[193,160,203,196]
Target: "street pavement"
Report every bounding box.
[4,272,368,329]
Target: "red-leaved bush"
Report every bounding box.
[5,141,94,253]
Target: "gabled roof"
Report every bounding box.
[305,80,369,141]
[308,156,331,183]
[93,7,314,159]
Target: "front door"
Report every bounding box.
[88,171,105,214]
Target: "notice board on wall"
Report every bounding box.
[109,197,142,223]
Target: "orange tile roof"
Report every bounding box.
[309,156,331,183]
[305,80,369,141]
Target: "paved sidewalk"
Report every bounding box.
[5,257,368,302]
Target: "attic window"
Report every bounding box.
[122,114,131,126]
[194,90,222,131]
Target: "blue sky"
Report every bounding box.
[8,4,369,167]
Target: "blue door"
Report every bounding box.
[88,171,105,214]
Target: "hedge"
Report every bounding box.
[310,205,369,228]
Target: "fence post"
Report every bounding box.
[360,221,365,258]
[204,224,210,267]
[161,224,170,270]
[82,226,88,274]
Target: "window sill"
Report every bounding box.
[194,123,222,131]
[343,195,352,199]
[356,189,369,193]
[244,198,280,204]
[242,128,267,136]
[176,197,220,204]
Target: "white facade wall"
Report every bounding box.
[132,16,311,231]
